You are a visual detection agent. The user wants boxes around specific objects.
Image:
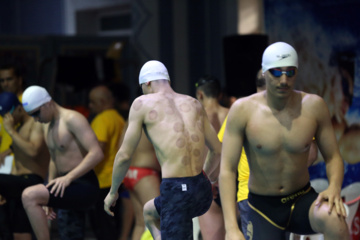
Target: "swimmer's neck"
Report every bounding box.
[265,91,295,112]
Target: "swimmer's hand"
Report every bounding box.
[104,192,119,217]
[46,175,72,198]
[43,206,57,220]
[315,186,347,218]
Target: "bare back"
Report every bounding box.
[132,92,207,178]
[228,91,331,195]
[43,108,92,175]
[205,105,229,133]
[13,118,49,179]
[130,130,160,171]
[201,104,229,177]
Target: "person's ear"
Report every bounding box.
[196,90,203,100]
[14,105,22,114]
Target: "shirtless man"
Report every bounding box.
[122,126,161,240]
[195,75,228,240]
[195,75,229,134]
[20,85,103,240]
[104,60,222,240]
[0,92,49,240]
[220,42,349,240]
[0,62,25,167]
[0,62,26,240]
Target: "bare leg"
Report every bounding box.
[21,184,50,240]
[143,199,161,240]
[198,201,225,240]
[131,174,161,240]
[129,192,146,240]
[118,196,135,240]
[13,233,32,240]
[309,201,350,240]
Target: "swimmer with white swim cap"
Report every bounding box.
[104,60,222,240]
[261,41,298,73]
[219,42,350,239]
[22,86,52,114]
[0,91,50,240]
[139,60,170,85]
[21,85,103,240]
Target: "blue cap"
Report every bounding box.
[0,92,21,116]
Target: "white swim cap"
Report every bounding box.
[22,85,52,113]
[139,60,170,85]
[262,42,298,73]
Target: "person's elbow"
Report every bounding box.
[210,140,222,156]
[27,147,40,158]
[94,147,104,165]
[219,158,236,177]
[114,150,132,165]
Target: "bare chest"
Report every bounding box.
[246,111,316,154]
[45,121,73,152]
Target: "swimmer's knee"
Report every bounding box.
[21,184,46,208]
[143,199,155,213]
[310,202,348,235]
[21,186,36,208]
[143,199,159,221]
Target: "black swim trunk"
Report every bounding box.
[47,170,99,210]
[246,183,318,240]
[0,173,44,233]
[154,171,212,240]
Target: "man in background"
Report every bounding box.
[0,61,26,240]
[21,85,103,240]
[195,75,228,240]
[0,92,49,240]
[88,85,126,240]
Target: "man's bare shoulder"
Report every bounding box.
[301,91,323,102]
[232,92,265,110]
[162,91,199,103]
[300,91,326,108]
[300,91,329,116]
[178,93,202,105]
[32,120,45,133]
[228,92,266,125]
[61,107,86,120]
[60,107,89,128]
[133,92,201,109]
[130,95,154,113]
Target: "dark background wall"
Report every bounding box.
[0,0,64,35]
[0,0,358,103]
[0,0,238,103]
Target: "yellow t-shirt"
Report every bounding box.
[218,115,249,202]
[140,229,153,240]
[91,109,125,189]
[0,94,23,153]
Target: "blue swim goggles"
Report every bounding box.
[269,68,296,78]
